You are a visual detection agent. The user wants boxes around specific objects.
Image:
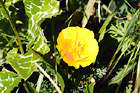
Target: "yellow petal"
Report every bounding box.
[56,26,99,69]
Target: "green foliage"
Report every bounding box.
[0,0,140,92]
[84,75,95,93]
[82,0,96,28]
[24,81,38,93]
[109,63,136,85]
[134,48,140,92]
[45,66,65,92]
[108,18,136,53]
[39,80,56,93]
[125,81,133,93]
[106,9,140,75]
[98,12,116,42]
[104,7,140,93]
[0,0,62,92]
[24,0,61,54]
[95,67,107,79]
[0,68,21,93]
[6,48,41,80]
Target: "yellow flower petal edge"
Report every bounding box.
[56,26,99,69]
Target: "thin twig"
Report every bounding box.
[98,0,101,23]
[66,0,68,11]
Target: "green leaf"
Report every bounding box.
[0,4,7,20]
[119,3,128,14]
[126,84,133,93]
[0,19,13,35]
[4,0,21,6]
[0,0,20,19]
[30,46,75,92]
[0,49,8,66]
[24,0,61,54]
[6,48,41,80]
[82,0,96,28]
[98,12,116,42]
[0,68,21,93]
[118,9,140,49]
[24,81,38,93]
[106,9,140,79]
[108,19,131,42]
[89,83,95,93]
[84,75,95,93]
[47,66,65,92]
[108,19,134,53]
[109,62,136,85]
[134,42,140,92]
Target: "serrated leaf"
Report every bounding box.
[0,68,21,93]
[24,0,61,54]
[119,3,128,14]
[108,20,130,42]
[6,48,41,80]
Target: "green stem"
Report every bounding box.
[51,18,58,84]
[101,39,132,85]
[35,63,62,93]
[124,0,134,10]
[36,73,44,92]
[0,0,24,54]
[116,47,137,93]
[2,35,12,46]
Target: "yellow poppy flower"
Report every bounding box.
[56,26,99,69]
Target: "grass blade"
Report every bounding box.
[134,41,140,93]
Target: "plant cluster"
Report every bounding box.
[0,0,140,93]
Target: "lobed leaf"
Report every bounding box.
[24,0,61,54]
[0,68,21,93]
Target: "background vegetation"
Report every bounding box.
[0,0,140,93]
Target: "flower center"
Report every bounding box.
[63,39,85,61]
[72,40,85,61]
